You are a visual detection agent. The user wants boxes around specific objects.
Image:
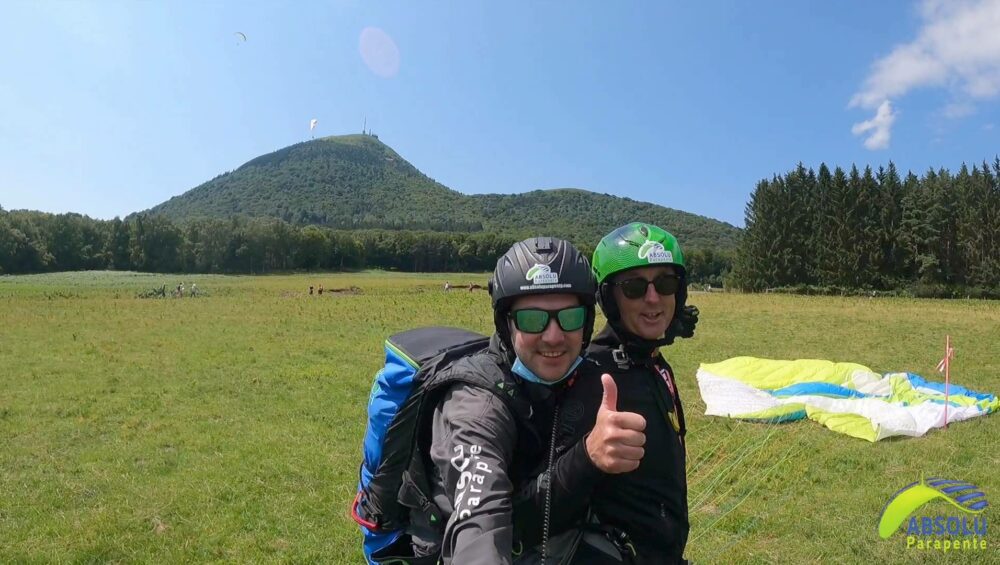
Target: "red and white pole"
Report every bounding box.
[944,335,951,429]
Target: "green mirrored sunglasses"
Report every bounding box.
[510,305,587,333]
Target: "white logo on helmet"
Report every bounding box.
[638,240,673,264]
[525,264,560,285]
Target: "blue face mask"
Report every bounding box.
[512,355,584,386]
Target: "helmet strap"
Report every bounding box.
[607,319,670,360]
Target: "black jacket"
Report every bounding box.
[411,335,601,564]
[545,324,689,564]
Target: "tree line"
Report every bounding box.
[731,160,1000,298]
[0,209,733,284]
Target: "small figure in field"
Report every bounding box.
[191,283,198,297]
[444,281,451,291]
[318,284,324,295]
[309,285,314,295]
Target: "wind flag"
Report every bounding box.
[939,336,955,428]
[936,344,955,373]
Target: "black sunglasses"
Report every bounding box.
[614,273,681,300]
[510,306,587,333]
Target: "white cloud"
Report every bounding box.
[851,100,897,150]
[985,123,996,131]
[850,0,1000,149]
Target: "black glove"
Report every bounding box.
[664,305,699,345]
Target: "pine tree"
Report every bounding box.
[812,163,838,286]
[733,177,785,290]
[875,163,904,287]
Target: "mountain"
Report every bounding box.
[470,189,738,251]
[145,134,741,250]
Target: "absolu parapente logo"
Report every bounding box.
[525,264,559,285]
[638,240,673,263]
[877,477,988,553]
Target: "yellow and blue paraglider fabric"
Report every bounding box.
[696,357,999,441]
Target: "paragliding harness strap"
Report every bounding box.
[580,522,638,564]
[603,346,685,439]
[611,346,629,369]
[652,361,685,440]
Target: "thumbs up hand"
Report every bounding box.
[585,374,646,473]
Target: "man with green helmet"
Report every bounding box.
[547,222,699,563]
[591,222,698,350]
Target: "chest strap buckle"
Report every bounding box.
[611,347,629,369]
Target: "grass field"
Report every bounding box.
[1,271,997,564]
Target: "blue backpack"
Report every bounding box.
[353,327,530,564]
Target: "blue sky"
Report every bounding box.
[2,1,999,227]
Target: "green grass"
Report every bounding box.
[1,271,997,563]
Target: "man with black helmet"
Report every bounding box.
[546,222,699,564]
[408,236,606,564]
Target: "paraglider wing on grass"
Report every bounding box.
[696,357,999,441]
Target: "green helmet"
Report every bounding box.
[592,222,687,324]
[592,222,685,283]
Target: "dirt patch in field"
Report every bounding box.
[326,286,363,295]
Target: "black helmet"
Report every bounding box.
[489,236,597,351]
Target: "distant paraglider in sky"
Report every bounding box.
[234,32,247,44]
[310,118,318,139]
